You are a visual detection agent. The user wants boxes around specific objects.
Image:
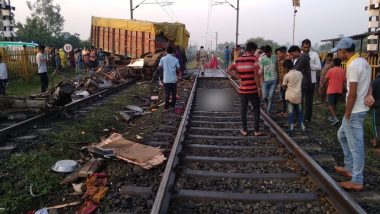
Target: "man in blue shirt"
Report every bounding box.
[159,46,180,109]
[224,46,231,69]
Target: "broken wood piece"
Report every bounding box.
[118,111,131,122]
[60,170,80,185]
[120,186,152,198]
[87,146,115,158]
[47,201,81,210]
[95,133,166,170]
[0,96,46,110]
[79,158,104,178]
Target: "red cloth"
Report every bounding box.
[229,53,260,94]
[209,55,218,69]
[326,66,346,94]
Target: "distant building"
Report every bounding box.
[366,0,380,51]
[0,0,16,41]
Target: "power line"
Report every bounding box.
[165,0,178,20]
[205,0,213,46]
[154,0,176,21]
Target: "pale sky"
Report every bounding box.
[13,0,369,48]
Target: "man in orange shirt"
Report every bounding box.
[326,58,346,125]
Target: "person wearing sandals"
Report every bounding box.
[282,59,306,135]
[227,42,264,136]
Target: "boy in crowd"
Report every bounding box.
[282,59,305,135]
[259,45,278,114]
[0,55,7,95]
[319,53,334,103]
[275,46,288,117]
[288,45,312,122]
[326,58,346,125]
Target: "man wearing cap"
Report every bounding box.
[331,37,371,191]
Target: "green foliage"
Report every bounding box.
[246,37,281,51]
[26,0,64,36]
[79,38,92,49]
[16,17,53,45]
[16,0,88,48]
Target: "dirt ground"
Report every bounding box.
[0,75,194,213]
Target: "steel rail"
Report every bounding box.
[151,74,199,214]
[0,78,138,141]
[218,66,366,214]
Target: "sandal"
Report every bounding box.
[240,130,248,136]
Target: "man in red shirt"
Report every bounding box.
[228,42,263,136]
[326,58,346,125]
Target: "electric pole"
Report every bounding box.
[130,0,134,19]
[236,0,239,46]
[215,32,218,56]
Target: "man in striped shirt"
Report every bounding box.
[228,42,263,136]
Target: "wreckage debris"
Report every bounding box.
[1,62,138,115]
[76,173,108,214]
[126,105,143,114]
[93,133,166,169]
[51,160,79,173]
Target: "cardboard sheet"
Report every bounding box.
[96,133,166,169]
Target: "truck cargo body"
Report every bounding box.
[91,16,190,58]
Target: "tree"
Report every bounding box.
[245,37,282,50]
[16,17,53,44]
[26,0,64,36]
[16,0,88,48]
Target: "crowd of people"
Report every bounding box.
[34,45,108,93]
[49,46,106,74]
[224,37,375,191]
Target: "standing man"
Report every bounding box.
[288,46,312,122]
[302,39,321,88]
[199,46,208,75]
[331,38,370,191]
[259,45,278,114]
[98,48,105,66]
[36,44,49,93]
[0,55,7,95]
[224,46,231,69]
[228,42,263,136]
[158,46,180,110]
[276,46,288,116]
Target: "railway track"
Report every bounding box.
[151,69,365,213]
[0,78,138,144]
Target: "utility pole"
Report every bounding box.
[292,0,300,45]
[215,32,218,56]
[236,0,239,46]
[212,0,239,47]
[130,0,134,19]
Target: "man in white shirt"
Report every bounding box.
[36,44,48,92]
[331,37,371,191]
[301,39,321,122]
[0,55,7,95]
[158,46,180,109]
[198,46,208,75]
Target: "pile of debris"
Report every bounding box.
[2,51,165,116]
